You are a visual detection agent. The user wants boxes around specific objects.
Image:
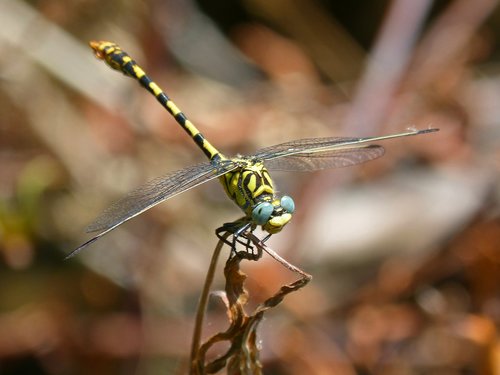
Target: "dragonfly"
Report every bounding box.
[66,41,438,259]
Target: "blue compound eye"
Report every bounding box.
[280,196,295,213]
[252,202,274,225]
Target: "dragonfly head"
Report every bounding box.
[251,196,295,234]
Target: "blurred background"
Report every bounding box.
[0,0,499,374]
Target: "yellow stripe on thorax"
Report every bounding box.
[220,160,275,213]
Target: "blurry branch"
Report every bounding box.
[245,0,365,82]
[0,0,125,110]
[151,0,263,88]
[190,233,311,374]
[343,0,434,135]
[190,232,228,369]
[0,0,137,186]
[345,0,499,135]
[1,69,108,186]
[407,0,499,89]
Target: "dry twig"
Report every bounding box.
[190,232,311,374]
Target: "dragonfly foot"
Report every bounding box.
[215,221,262,260]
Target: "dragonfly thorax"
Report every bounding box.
[219,158,295,233]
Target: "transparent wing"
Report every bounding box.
[262,145,385,171]
[252,129,438,171]
[67,159,237,258]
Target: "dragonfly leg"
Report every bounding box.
[215,220,261,260]
[233,223,262,261]
[262,233,272,243]
[215,220,247,249]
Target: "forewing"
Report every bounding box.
[254,128,439,165]
[252,137,385,171]
[262,145,385,171]
[252,137,361,160]
[67,160,237,258]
